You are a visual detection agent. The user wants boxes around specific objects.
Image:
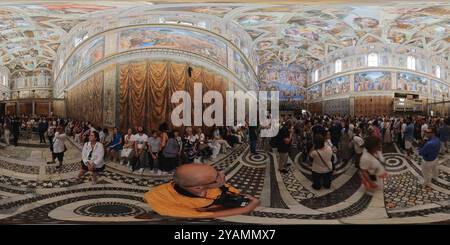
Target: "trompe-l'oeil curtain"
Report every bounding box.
[119,61,227,131]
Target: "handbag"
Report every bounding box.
[359,170,378,189]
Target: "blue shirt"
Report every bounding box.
[419,136,441,161]
[438,125,449,142]
[404,123,414,141]
[108,133,123,150]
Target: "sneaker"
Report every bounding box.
[46,161,55,165]
[279,169,288,174]
[129,166,133,172]
[138,168,144,174]
[56,164,62,169]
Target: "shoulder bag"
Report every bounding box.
[315,150,333,172]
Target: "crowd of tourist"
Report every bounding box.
[1,112,449,189]
[0,114,249,179]
[272,113,449,190]
[63,120,246,176]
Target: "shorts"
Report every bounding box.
[54,152,64,162]
[405,140,412,150]
[81,162,105,172]
[121,148,133,158]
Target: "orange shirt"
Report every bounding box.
[144,182,240,218]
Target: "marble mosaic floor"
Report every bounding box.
[0,137,449,224]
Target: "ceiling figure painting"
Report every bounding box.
[0,1,447,96]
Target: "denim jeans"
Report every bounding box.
[312,171,332,190]
[250,140,257,154]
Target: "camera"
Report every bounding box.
[216,193,250,208]
[214,186,250,208]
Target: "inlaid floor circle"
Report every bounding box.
[74,201,146,217]
[383,154,409,173]
[242,150,268,167]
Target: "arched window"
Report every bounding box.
[314,69,319,82]
[435,65,441,78]
[367,53,378,67]
[179,21,193,26]
[197,21,207,28]
[407,56,416,70]
[335,59,342,73]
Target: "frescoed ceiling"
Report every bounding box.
[0,2,134,72]
[237,4,449,69]
[0,1,449,79]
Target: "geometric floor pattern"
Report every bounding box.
[0,137,449,224]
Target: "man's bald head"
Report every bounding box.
[173,163,217,187]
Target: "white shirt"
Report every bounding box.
[53,132,66,153]
[99,131,105,143]
[123,134,133,149]
[197,133,206,143]
[352,135,364,154]
[309,146,333,173]
[132,133,149,150]
[359,149,386,176]
[421,124,428,138]
[401,123,407,137]
[349,123,355,131]
[82,141,105,168]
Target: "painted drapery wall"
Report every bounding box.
[67,60,228,130]
[119,60,228,131]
